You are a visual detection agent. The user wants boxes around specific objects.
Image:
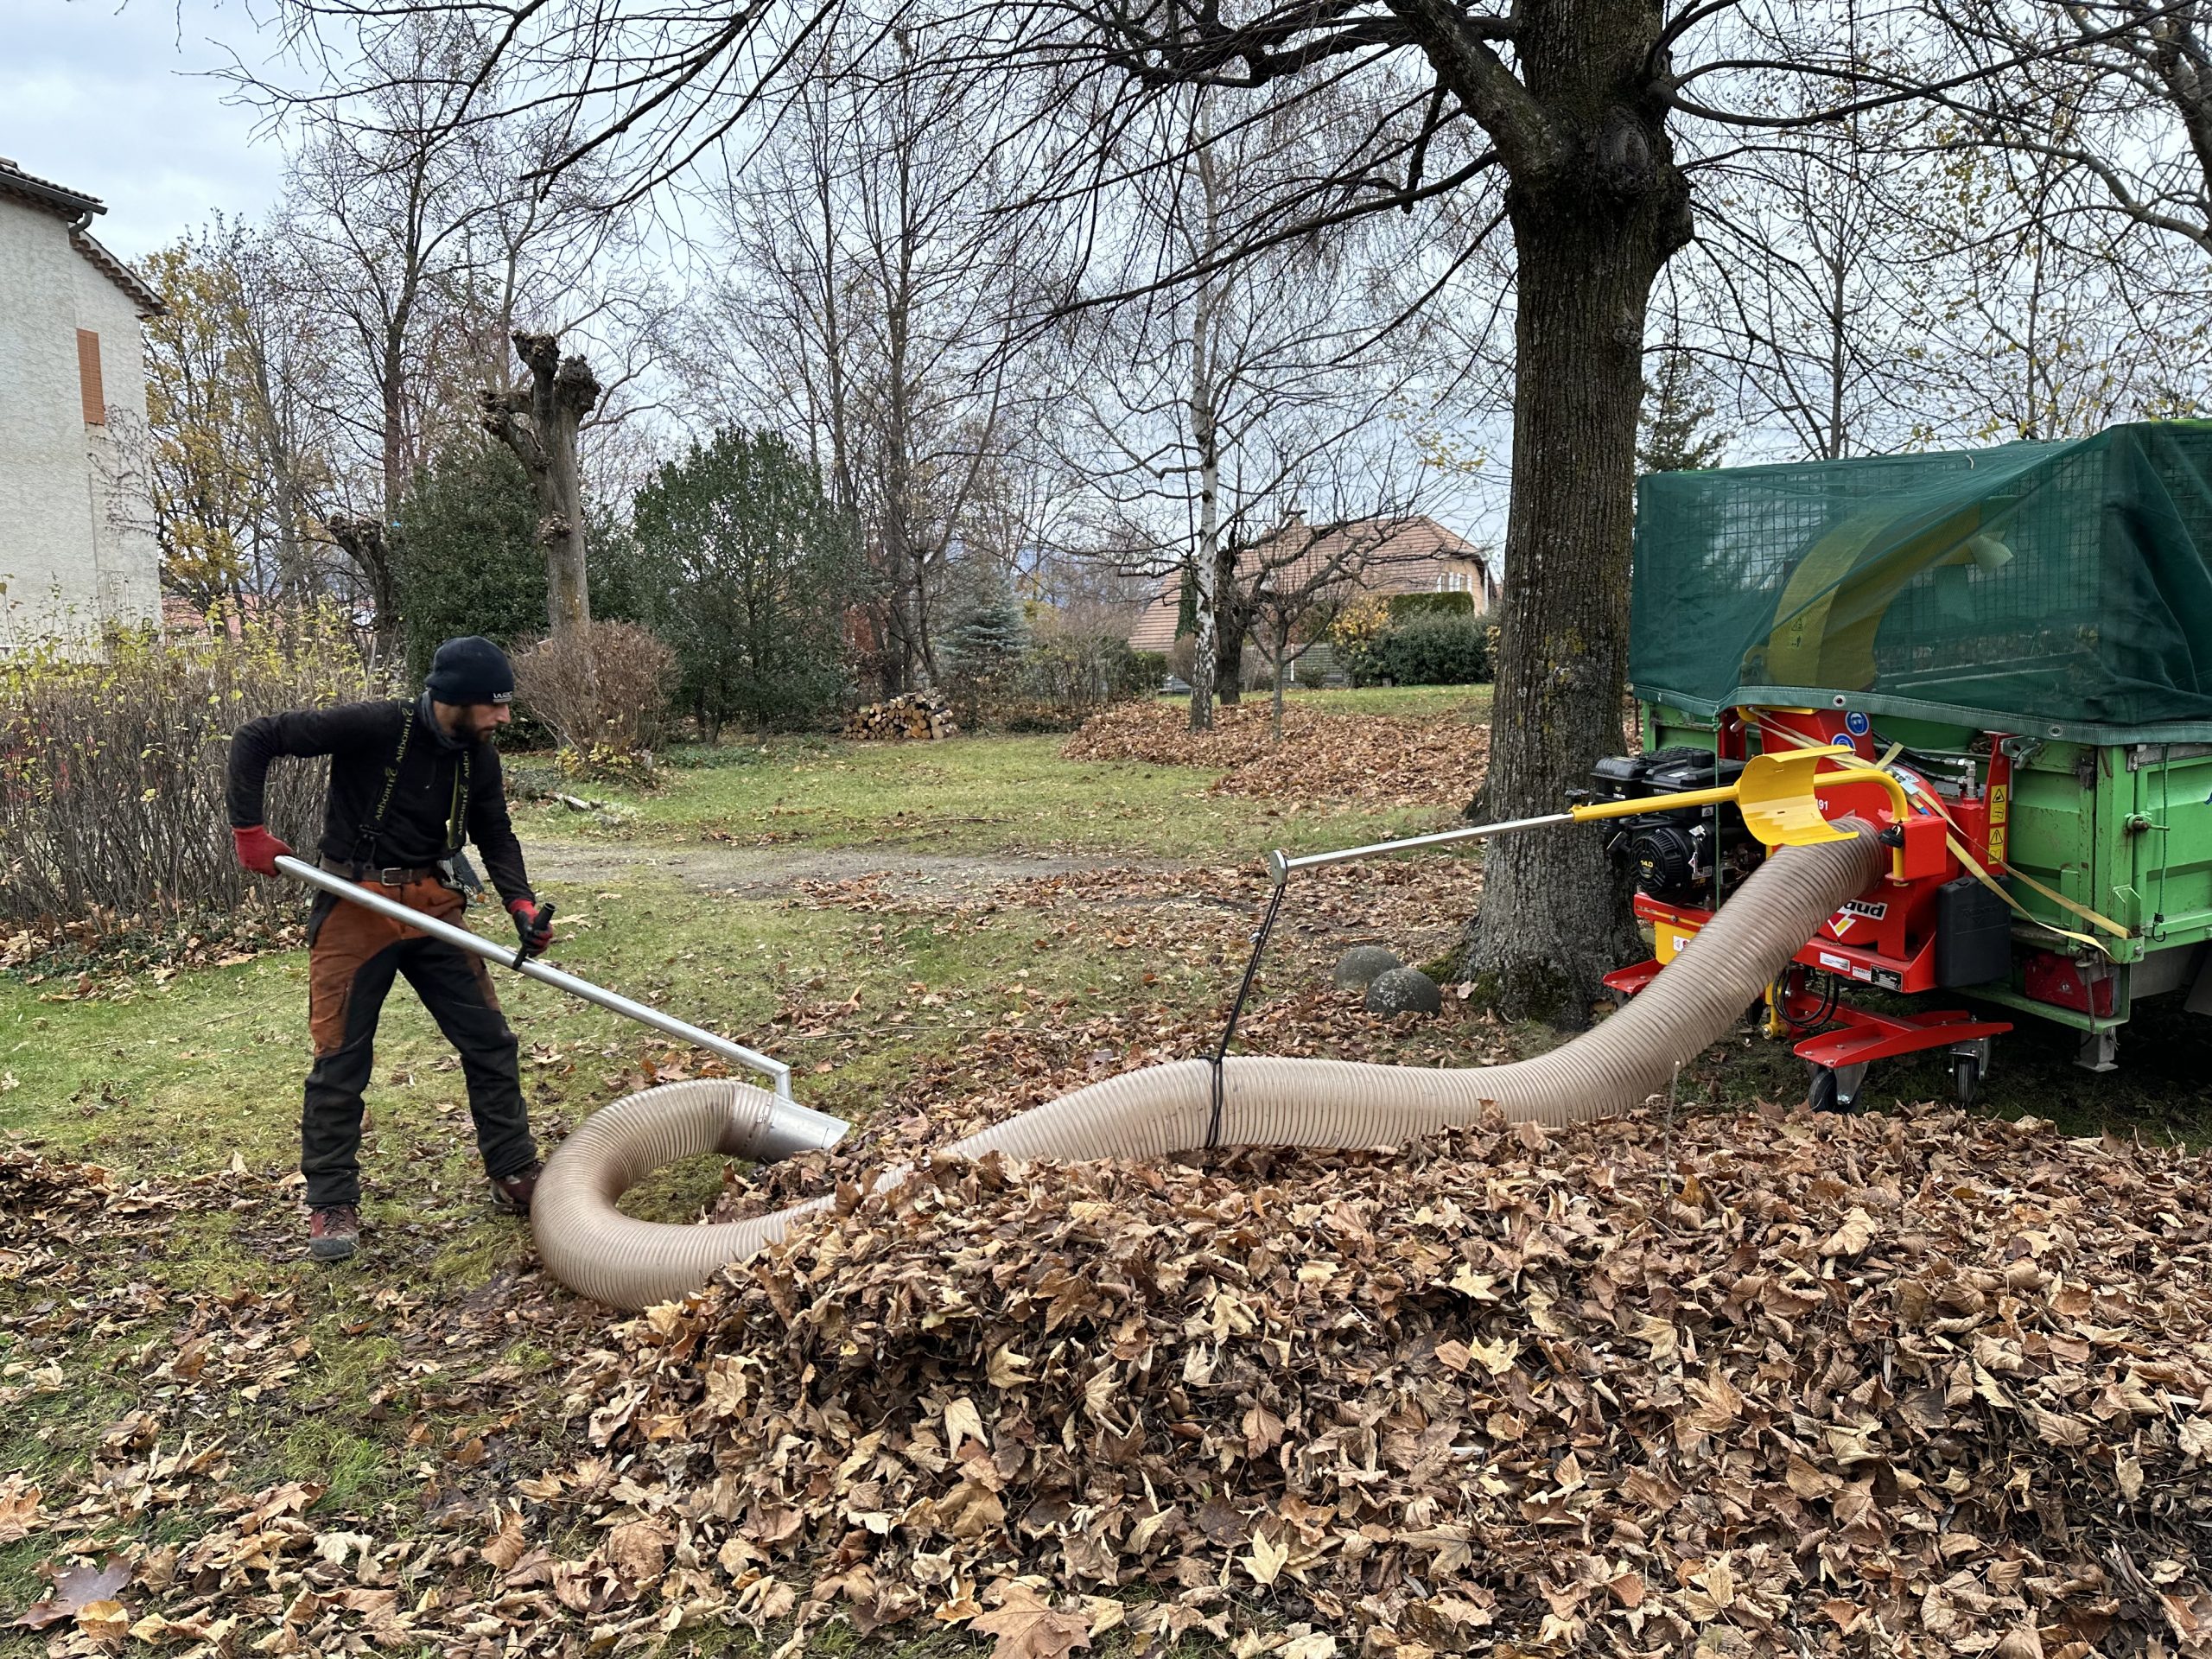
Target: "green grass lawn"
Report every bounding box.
[520,704,1484,862]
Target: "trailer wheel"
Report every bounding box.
[1953,1054,1982,1107]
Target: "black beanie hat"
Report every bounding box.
[425,636,515,706]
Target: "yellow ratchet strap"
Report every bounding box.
[1758,718,2129,952]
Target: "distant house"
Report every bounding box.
[0,156,164,651]
[1126,514,1496,654]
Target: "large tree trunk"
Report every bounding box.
[1471,157,1689,1023]
[483,331,601,638]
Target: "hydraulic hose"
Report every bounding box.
[533,824,1883,1311]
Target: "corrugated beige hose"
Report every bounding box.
[534,825,1882,1311]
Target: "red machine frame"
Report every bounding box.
[1600,708,2014,1104]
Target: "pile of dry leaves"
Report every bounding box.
[10,1103,2212,1659]
[572,1106,2212,1658]
[1062,702,1483,808]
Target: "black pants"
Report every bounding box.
[302,877,536,1209]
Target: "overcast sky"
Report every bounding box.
[4,0,286,259]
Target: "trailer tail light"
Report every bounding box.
[2023,951,2116,1017]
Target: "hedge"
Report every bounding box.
[1366,613,1492,685]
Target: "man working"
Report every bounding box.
[227,635,556,1262]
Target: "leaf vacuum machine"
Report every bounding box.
[1589,420,2212,1107]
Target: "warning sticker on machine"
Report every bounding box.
[1817,951,1851,971]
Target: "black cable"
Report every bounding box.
[1209,880,1287,1149]
[1782,970,1839,1033]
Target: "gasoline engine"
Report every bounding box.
[1584,748,1763,906]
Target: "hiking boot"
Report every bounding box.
[308,1205,360,1262]
[488,1161,542,1217]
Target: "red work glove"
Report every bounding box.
[232,825,293,877]
[508,898,555,960]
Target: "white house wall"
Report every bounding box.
[0,194,160,652]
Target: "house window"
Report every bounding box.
[76,329,105,425]
[1442,569,1469,593]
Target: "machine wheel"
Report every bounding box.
[1953,1054,1982,1107]
[1807,1065,1840,1114]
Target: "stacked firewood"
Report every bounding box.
[842,690,958,741]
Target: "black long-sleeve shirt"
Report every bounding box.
[226,698,534,906]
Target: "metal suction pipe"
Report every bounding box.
[274,856,835,1139]
[1268,812,1573,885]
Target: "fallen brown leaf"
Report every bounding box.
[970,1583,1091,1659]
[16,1554,132,1630]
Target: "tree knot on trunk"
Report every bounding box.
[553,355,603,414]
[1592,109,1654,195]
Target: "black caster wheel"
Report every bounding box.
[1807,1064,1865,1113]
[1954,1053,1982,1107]
[1807,1065,1839,1114]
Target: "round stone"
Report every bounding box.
[1332,945,1403,990]
[1364,966,1443,1015]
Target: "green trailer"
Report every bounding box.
[1629,421,2212,1071]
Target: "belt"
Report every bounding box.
[319,855,446,887]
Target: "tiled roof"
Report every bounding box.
[0,156,166,318]
[0,156,103,218]
[1127,516,1494,651]
[69,227,165,317]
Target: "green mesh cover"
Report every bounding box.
[1630,422,2212,743]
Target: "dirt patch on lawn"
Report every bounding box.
[518,838,1148,900]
